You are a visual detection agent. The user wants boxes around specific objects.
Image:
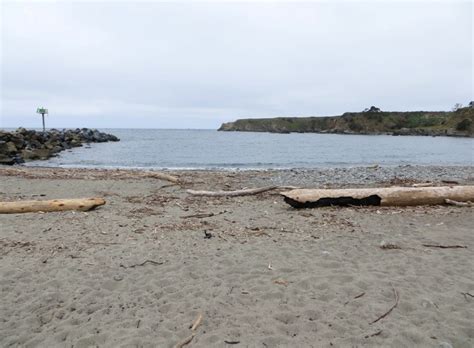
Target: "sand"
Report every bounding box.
[1,166,473,347]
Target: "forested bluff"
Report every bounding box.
[219,106,474,137]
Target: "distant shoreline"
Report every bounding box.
[219,107,474,137]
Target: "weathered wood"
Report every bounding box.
[412,182,433,187]
[143,171,180,183]
[174,334,195,348]
[281,186,474,208]
[0,198,106,214]
[445,198,472,207]
[187,186,300,197]
[190,313,203,331]
[187,186,278,197]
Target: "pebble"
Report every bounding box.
[254,166,473,187]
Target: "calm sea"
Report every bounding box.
[25,129,473,169]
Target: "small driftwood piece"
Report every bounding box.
[187,186,278,197]
[365,330,383,338]
[0,198,106,214]
[190,313,203,331]
[442,180,459,185]
[370,286,399,324]
[181,210,227,219]
[120,260,164,268]
[445,199,472,207]
[344,292,366,305]
[273,279,289,286]
[144,171,180,184]
[281,185,474,208]
[354,292,366,299]
[176,313,202,347]
[182,212,215,219]
[174,334,195,348]
[412,182,433,187]
[422,244,467,249]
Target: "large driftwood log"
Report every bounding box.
[0,198,106,214]
[281,186,474,208]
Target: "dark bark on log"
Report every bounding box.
[281,186,474,208]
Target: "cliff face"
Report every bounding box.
[218,108,474,137]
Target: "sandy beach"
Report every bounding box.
[1,165,473,347]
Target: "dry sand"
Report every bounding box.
[1,166,473,347]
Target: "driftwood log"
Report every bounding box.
[281,186,474,208]
[187,186,278,197]
[187,186,299,197]
[0,198,106,214]
[144,171,180,184]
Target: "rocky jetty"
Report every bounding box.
[0,128,119,165]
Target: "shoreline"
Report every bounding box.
[3,164,473,187]
[218,107,474,137]
[218,128,474,138]
[19,162,474,170]
[1,165,473,347]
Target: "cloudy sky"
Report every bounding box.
[1,0,472,129]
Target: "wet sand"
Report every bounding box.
[1,166,473,347]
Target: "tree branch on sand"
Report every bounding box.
[187,186,299,197]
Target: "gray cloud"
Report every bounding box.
[1,1,472,129]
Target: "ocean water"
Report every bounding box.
[26,129,473,169]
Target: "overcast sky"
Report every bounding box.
[1,0,472,129]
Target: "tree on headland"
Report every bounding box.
[363,106,381,113]
[452,103,463,111]
[36,107,48,132]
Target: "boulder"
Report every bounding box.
[0,140,8,153]
[0,153,15,165]
[0,131,11,142]
[21,148,53,160]
[10,135,25,149]
[5,142,17,155]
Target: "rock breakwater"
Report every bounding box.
[0,128,119,165]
